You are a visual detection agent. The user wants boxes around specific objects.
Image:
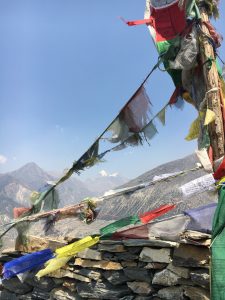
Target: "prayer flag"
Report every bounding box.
[3,249,54,280]
[204,109,216,125]
[56,236,100,258]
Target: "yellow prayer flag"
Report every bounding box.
[185,116,201,141]
[204,109,216,126]
[182,92,195,106]
[29,191,40,204]
[36,256,71,279]
[56,236,100,258]
[216,176,225,189]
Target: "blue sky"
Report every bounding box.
[0,0,225,180]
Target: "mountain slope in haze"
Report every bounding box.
[84,173,128,196]
[9,162,54,191]
[97,153,217,220]
[0,163,128,217]
[0,163,92,217]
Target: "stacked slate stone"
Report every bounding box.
[0,231,210,300]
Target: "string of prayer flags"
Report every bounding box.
[3,249,54,280]
[100,204,176,238]
[204,109,216,125]
[0,62,179,244]
[72,141,100,174]
[4,205,176,280]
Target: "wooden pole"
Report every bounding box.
[199,5,224,161]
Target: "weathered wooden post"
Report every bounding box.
[198,2,224,161]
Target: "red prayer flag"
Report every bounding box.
[13,207,31,219]
[213,157,225,180]
[119,16,153,26]
[168,87,180,105]
[139,204,176,224]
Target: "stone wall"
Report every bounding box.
[0,234,210,300]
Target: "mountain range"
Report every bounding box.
[0,162,128,218]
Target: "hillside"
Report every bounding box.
[97,153,217,220]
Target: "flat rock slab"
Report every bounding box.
[157,286,184,300]
[74,258,123,270]
[181,231,211,240]
[17,294,33,300]
[99,240,123,245]
[0,290,17,300]
[123,239,178,248]
[152,269,181,286]
[3,278,33,295]
[102,270,129,285]
[48,269,91,282]
[135,296,157,300]
[98,244,126,253]
[139,247,171,263]
[167,263,190,279]
[76,248,102,261]
[74,268,102,281]
[145,262,167,270]
[173,244,209,267]
[25,276,56,292]
[127,282,153,296]
[76,281,131,299]
[120,296,135,300]
[50,287,82,300]
[62,280,77,292]
[184,286,210,300]
[124,268,153,283]
[190,269,210,288]
[121,261,138,268]
[114,252,138,261]
[31,288,50,300]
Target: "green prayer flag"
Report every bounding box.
[100,215,140,238]
[211,186,225,299]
